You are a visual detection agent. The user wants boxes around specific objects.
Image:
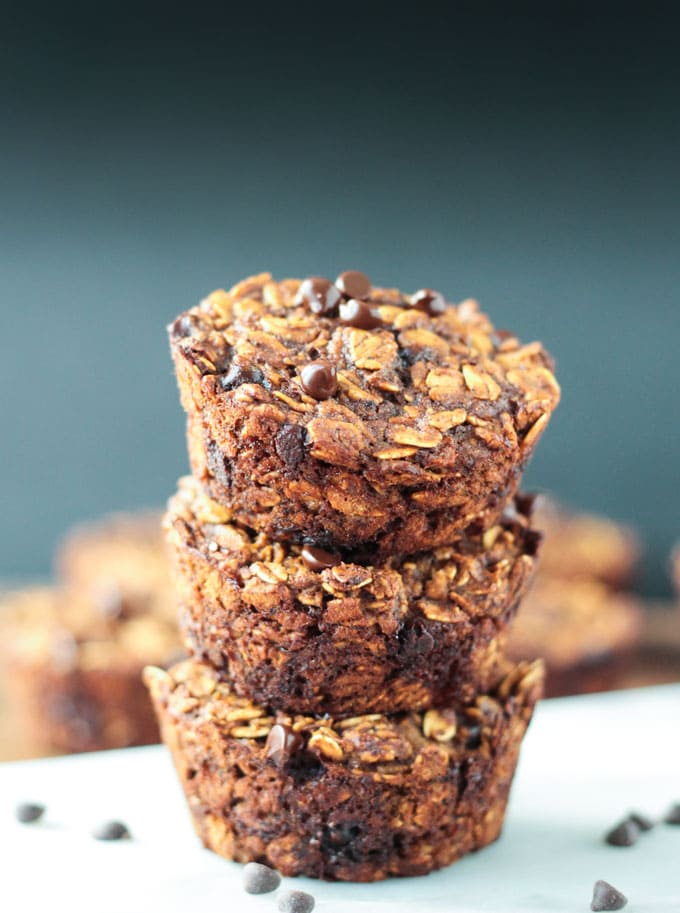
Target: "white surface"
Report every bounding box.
[2,685,680,913]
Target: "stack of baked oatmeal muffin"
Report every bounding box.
[145,271,560,881]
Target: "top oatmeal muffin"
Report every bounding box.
[170,271,559,557]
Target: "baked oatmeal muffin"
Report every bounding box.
[57,510,174,619]
[170,272,559,557]
[0,585,179,755]
[531,496,639,588]
[145,658,543,881]
[506,577,642,697]
[165,476,540,714]
[0,511,182,756]
[671,543,680,598]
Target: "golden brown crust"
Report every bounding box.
[145,658,543,881]
[170,273,559,556]
[165,477,539,714]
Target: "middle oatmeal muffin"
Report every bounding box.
[164,476,540,715]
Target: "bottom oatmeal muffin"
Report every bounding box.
[145,658,542,881]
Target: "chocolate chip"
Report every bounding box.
[15,802,45,824]
[338,298,383,329]
[604,818,639,847]
[400,621,435,657]
[591,880,628,911]
[663,802,680,824]
[220,361,264,391]
[301,545,341,571]
[242,861,281,894]
[414,627,435,654]
[300,362,338,400]
[514,492,537,518]
[492,328,515,346]
[628,811,655,831]
[523,529,542,557]
[322,821,361,849]
[206,439,231,489]
[265,724,302,767]
[275,424,307,467]
[171,313,205,338]
[295,277,341,316]
[335,270,370,300]
[92,820,131,841]
[277,889,315,913]
[411,288,447,316]
[465,724,482,749]
[185,337,230,375]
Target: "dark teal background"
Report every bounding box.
[1,5,678,593]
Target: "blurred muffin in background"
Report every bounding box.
[619,541,680,687]
[671,543,680,599]
[0,512,180,759]
[531,496,640,589]
[507,497,643,697]
[507,576,643,697]
[57,512,174,620]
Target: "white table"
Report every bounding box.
[2,685,679,913]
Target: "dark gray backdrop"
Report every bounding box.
[1,5,678,594]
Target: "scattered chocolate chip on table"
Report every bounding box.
[92,820,132,841]
[628,810,655,831]
[277,889,316,913]
[591,879,628,911]
[664,802,680,825]
[604,818,640,847]
[242,861,281,894]
[15,802,45,824]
